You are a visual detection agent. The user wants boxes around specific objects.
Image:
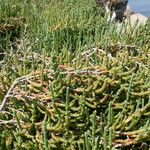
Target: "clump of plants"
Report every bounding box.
[0,0,150,149]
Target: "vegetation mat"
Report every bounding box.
[0,45,150,149]
[0,0,150,149]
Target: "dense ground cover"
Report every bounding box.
[0,0,150,149]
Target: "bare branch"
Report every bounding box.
[0,75,30,111]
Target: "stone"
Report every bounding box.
[95,0,148,28]
[95,0,128,21]
[128,13,148,26]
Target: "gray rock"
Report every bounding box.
[128,13,148,26]
[95,0,128,21]
[95,0,148,27]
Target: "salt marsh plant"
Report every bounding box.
[0,0,150,149]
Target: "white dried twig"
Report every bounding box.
[0,119,18,125]
[0,75,30,111]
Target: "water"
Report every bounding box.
[129,0,150,16]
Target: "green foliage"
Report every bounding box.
[0,0,150,149]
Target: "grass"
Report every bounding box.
[0,0,150,149]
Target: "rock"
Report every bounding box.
[95,0,148,27]
[124,5,133,16]
[124,4,148,26]
[127,13,148,26]
[95,0,128,21]
[113,0,128,21]
[116,13,148,33]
